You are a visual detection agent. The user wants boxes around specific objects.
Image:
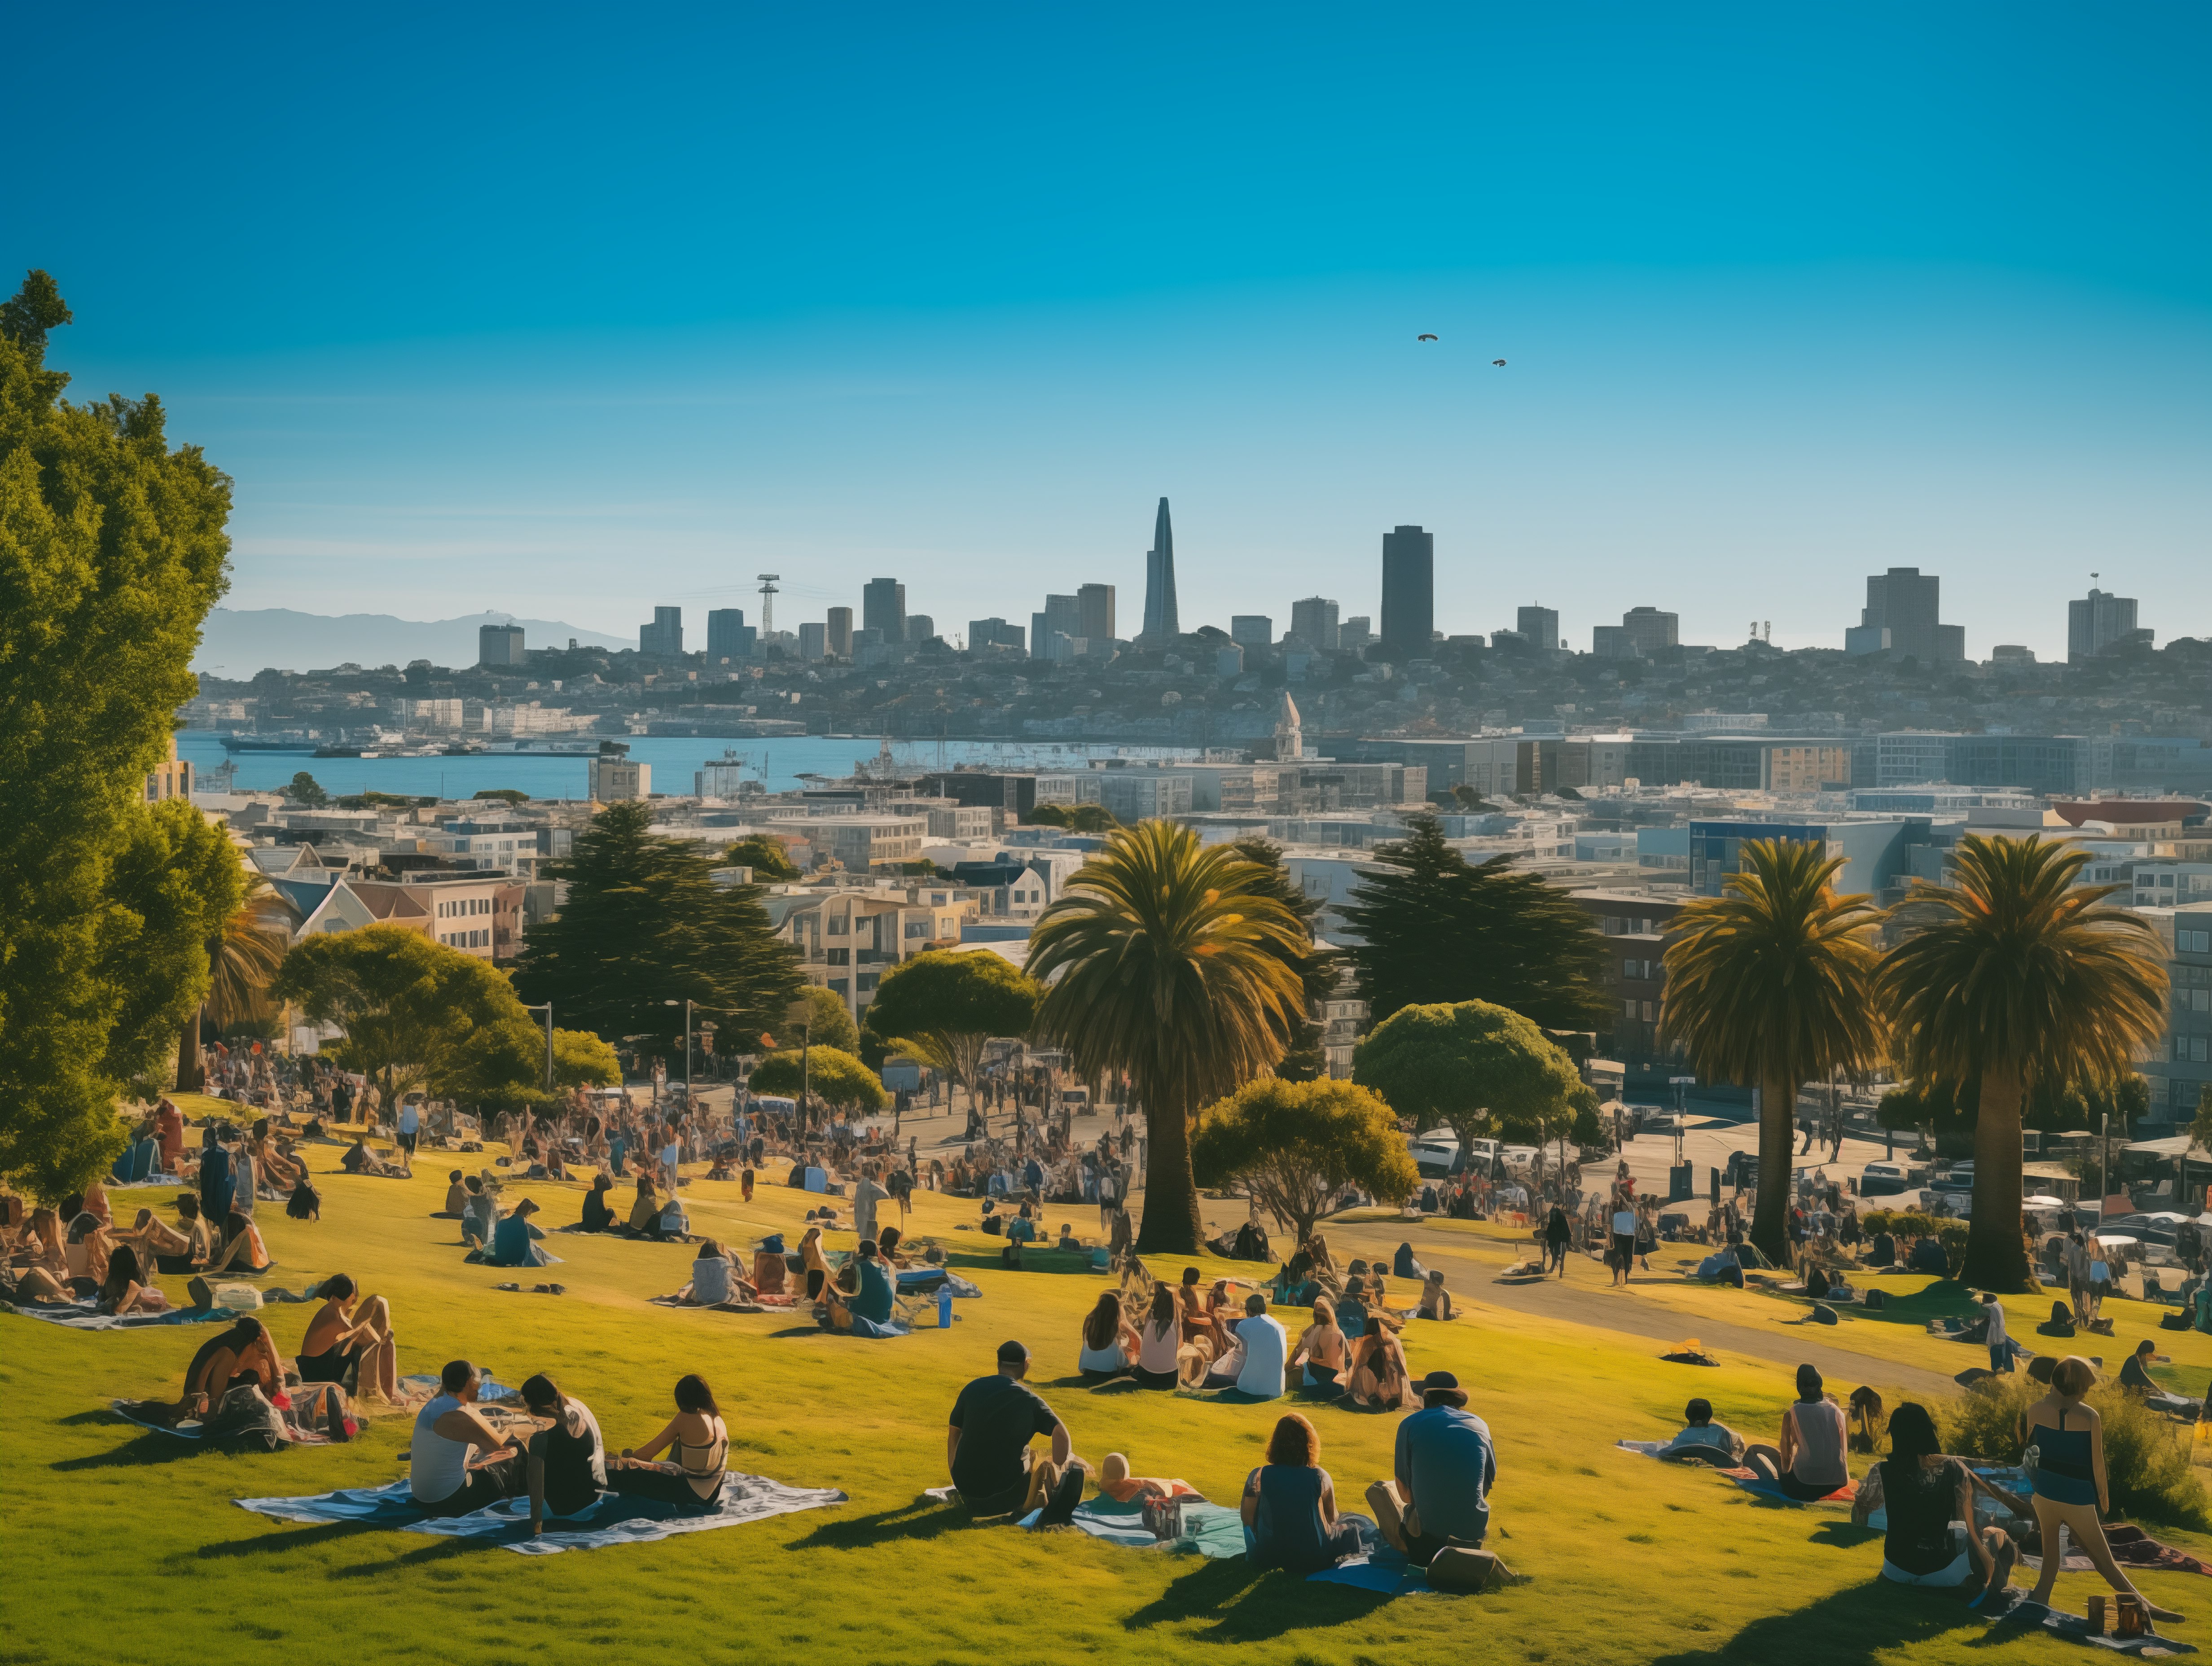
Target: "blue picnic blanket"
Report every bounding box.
[895,1269,982,1298]
[4,1300,235,1331]
[234,1473,847,1556]
[1025,1495,1248,1558]
[1307,1543,1436,1595]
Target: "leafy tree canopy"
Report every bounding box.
[552,1027,622,1089]
[0,272,233,1198]
[860,950,1039,1097]
[771,985,857,1054]
[285,771,328,807]
[725,834,800,882]
[1229,836,1339,1083]
[513,800,801,1056]
[473,788,530,807]
[1191,1077,1418,1247]
[750,1044,887,1113]
[1352,999,1584,1153]
[1339,814,1610,1028]
[1023,802,1118,833]
[103,799,246,1096]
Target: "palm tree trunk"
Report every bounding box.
[1134,1086,1203,1254]
[1963,1063,2032,1291]
[1751,1074,1795,1266]
[177,1005,206,1092]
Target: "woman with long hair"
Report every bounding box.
[1134,1282,1182,1389]
[62,1212,114,1294]
[623,1173,661,1238]
[2023,1358,2183,1622]
[96,1244,164,1315]
[1240,1413,1366,1573]
[520,1373,609,1536]
[1078,1291,1141,1380]
[298,1274,399,1400]
[608,1374,727,1514]
[176,1317,281,1416]
[1345,1322,1410,1411]
[204,1209,272,1275]
[1849,1401,2015,1596]
[1290,1298,1348,1391]
[799,1226,832,1301]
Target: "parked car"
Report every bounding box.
[1407,1136,1463,1179]
[1860,1161,1916,1197]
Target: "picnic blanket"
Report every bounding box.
[1023,1495,1247,1558]
[233,1473,847,1555]
[1985,1592,2197,1655]
[1615,1440,1852,1503]
[3,1299,233,1331]
[896,1269,983,1298]
[1306,1542,1436,1595]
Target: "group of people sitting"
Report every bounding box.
[947,1337,1498,1575]
[2,1188,276,1308]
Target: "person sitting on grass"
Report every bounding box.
[411,1359,528,1516]
[798,1225,833,1302]
[1097,1451,1201,1502]
[435,1171,469,1220]
[1242,1412,1369,1573]
[2020,1355,2185,1622]
[62,1211,113,1294]
[1393,1241,1427,1281]
[1230,1292,1288,1399]
[1134,1284,1184,1389]
[341,1136,408,1178]
[1367,1371,1495,1565]
[817,1238,898,1336]
[1660,1398,1745,1465]
[1416,1270,1456,1321]
[480,1197,553,1267]
[1742,1364,1851,1500]
[606,1373,729,1514]
[1848,1401,2016,1599]
[460,1176,500,1249]
[1078,1291,1142,1380]
[298,1273,399,1401]
[1290,1298,1349,1391]
[1344,1321,1411,1411]
[579,1172,618,1233]
[947,1339,1087,1522]
[521,1373,609,1536]
[614,1174,658,1238]
[2119,1340,2161,1396]
[674,1239,754,1306]
[175,1316,284,1418]
[205,1210,273,1275]
[96,1245,166,1316]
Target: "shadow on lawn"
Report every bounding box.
[1650,1578,1997,1666]
[52,1432,243,1470]
[191,1520,381,1561]
[788,1500,980,1552]
[1121,1559,1391,1642]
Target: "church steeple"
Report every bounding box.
[1273,688,1303,761]
[1140,496,1179,647]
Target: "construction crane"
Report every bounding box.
[756,574,780,636]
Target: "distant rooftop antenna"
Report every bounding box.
[757,574,781,635]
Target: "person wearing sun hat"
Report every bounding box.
[1365,1370,1496,1565]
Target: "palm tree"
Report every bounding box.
[1880,833,2167,1290]
[178,875,290,1090]
[1661,838,1886,1266]
[1026,819,1309,1253]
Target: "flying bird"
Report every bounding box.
[1492,358,1507,367]
[1416,333,1438,342]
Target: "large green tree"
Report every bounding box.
[103,799,246,1097]
[860,949,1040,1110]
[1229,836,1341,1082]
[1352,999,1585,1156]
[0,272,233,1197]
[1191,1077,1418,1247]
[513,800,801,1057]
[1880,834,2167,1290]
[1027,820,1308,1253]
[1661,838,1885,1266]
[750,1044,888,1114]
[1339,814,1610,1028]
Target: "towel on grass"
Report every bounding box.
[4,1299,232,1331]
[234,1473,846,1554]
[1024,1495,1247,1559]
[1305,1543,1437,1596]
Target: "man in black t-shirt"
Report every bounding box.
[947,1340,1085,1519]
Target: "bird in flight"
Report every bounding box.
[1492,358,1507,367]
[1416,333,1438,342]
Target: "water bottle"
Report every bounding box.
[938,1284,954,1329]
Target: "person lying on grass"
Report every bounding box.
[1742,1364,1850,1500]
[1079,1290,1142,1380]
[412,1359,529,1516]
[298,1273,398,1402]
[1097,1451,1201,1503]
[1848,1401,2017,1600]
[1290,1298,1349,1391]
[607,1373,728,1513]
[1242,1412,1368,1573]
[1367,1371,1495,1565]
[7,1208,77,1302]
[521,1372,609,1536]
[175,1316,283,1417]
[947,1339,1087,1522]
[1660,1398,1746,1464]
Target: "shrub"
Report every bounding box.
[1936,1375,2209,1530]
[1863,1209,1940,1239]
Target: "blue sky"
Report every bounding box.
[12,4,2210,657]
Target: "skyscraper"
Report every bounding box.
[1076,583,1116,648]
[1621,606,1679,657]
[2068,587,2143,662]
[706,607,754,660]
[1848,567,1964,665]
[798,622,827,661]
[1515,605,1559,651]
[905,614,935,644]
[639,606,683,655]
[862,578,906,643]
[1290,596,1340,650]
[1140,498,1179,645]
[826,606,854,658]
[1379,526,1434,657]
[478,623,526,666]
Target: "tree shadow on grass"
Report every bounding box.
[1649,1578,2001,1666]
[1121,1559,1391,1643]
[787,1500,981,1552]
[52,1433,250,1470]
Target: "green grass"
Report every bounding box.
[7,1160,2210,1666]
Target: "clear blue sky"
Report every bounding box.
[12,4,2210,658]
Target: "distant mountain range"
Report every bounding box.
[193,609,632,677]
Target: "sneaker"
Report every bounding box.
[1036,1465,1087,1526]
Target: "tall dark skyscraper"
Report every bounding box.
[862,578,906,643]
[1140,498,1179,645]
[1379,525,1434,657]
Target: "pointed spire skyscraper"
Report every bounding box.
[1139,496,1180,648]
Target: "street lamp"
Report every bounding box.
[663,999,696,1109]
[785,998,814,1136]
[520,1002,554,1095]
